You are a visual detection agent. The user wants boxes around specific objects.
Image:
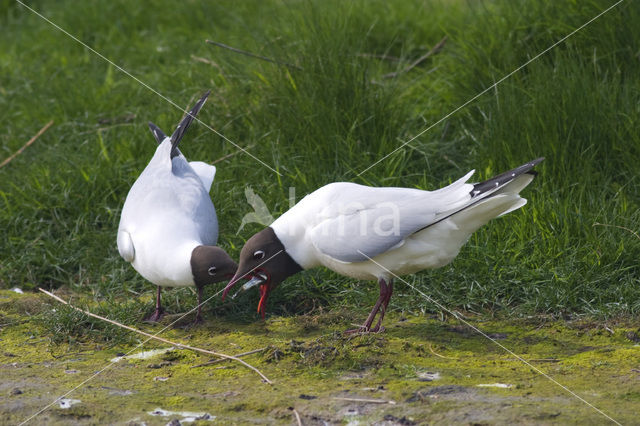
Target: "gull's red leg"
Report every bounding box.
[193,286,205,324]
[371,279,393,333]
[345,278,389,334]
[145,286,165,322]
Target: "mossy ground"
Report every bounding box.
[2,290,639,425]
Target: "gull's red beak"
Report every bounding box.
[221,268,271,319]
[221,272,245,300]
[221,268,268,300]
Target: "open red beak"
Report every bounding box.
[221,269,271,319]
[222,268,269,299]
[221,272,244,300]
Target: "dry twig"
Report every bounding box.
[212,144,256,165]
[332,397,396,405]
[206,39,302,70]
[191,346,268,368]
[0,120,53,169]
[593,222,640,241]
[429,343,457,360]
[191,54,226,75]
[383,36,447,79]
[292,408,302,426]
[357,53,402,62]
[39,288,272,384]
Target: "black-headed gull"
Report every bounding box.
[223,158,543,332]
[118,91,237,323]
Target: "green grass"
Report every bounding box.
[1,0,639,324]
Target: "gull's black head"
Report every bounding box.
[222,227,302,318]
[191,245,238,287]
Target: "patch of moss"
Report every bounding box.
[1,290,639,424]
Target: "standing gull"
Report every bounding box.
[223,158,543,332]
[118,91,237,323]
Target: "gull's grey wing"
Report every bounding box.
[307,176,473,263]
[309,207,432,262]
[188,161,216,192]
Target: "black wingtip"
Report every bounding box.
[523,157,545,176]
[529,157,545,167]
[169,90,212,158]
[148,121,167,145]
[471,157,544,196]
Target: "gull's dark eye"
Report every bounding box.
[207,266,217,276]
[253,250,265,260]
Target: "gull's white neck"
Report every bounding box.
[270,207,319,270]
